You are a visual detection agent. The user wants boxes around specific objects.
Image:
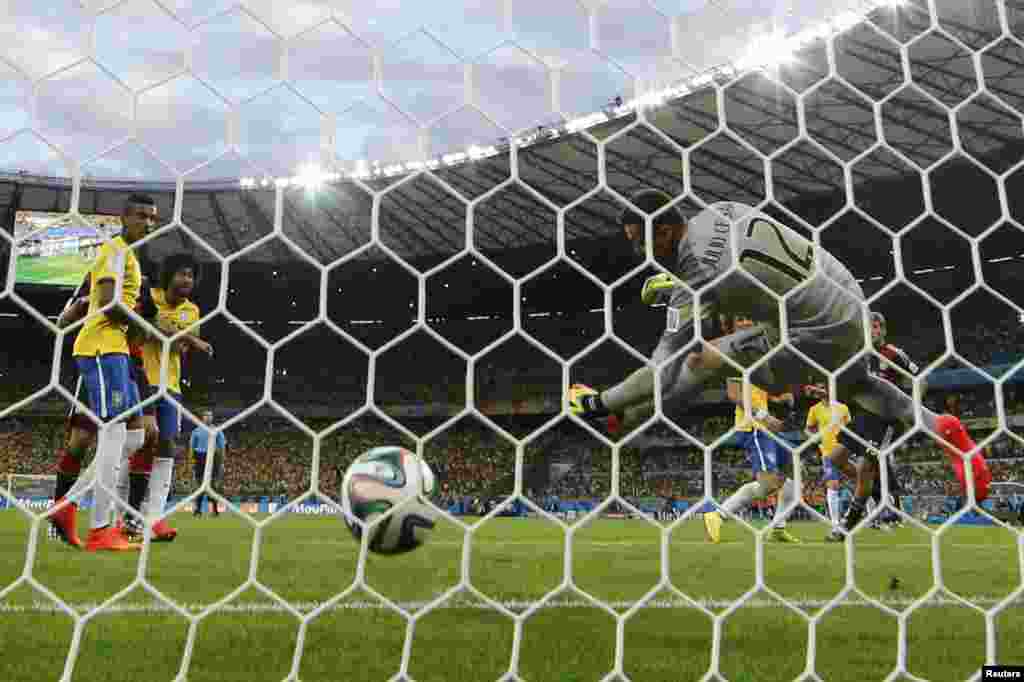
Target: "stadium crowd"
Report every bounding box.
[2,397,1022,509]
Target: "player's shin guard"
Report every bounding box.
[146,457,177,541]
[91,423,126,529]
[826,489,840,527]
[721,481,765,517]
[112,428,145,527]
[771,479,797,530]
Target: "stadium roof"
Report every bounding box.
[1,0,1021,274]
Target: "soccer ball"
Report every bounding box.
[340,446,437,554]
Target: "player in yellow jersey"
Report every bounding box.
[803,384,855,537]
[119,253,212,542]
[53,194,156,552]
[702,317,801,544]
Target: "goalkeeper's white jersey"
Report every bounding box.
[656,202,866,358]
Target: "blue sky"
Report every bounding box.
[0,0,865,182]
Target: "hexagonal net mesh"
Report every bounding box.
[1,0,1023,680]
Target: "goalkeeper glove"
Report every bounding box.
[568,384,622,434]
[568,384,608,417]
[640,273,679,305]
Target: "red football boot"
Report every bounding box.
[85,525,141,552]
[151,519,177,542]
[48,498,83,549]
[935,415,991,503]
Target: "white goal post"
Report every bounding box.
[3,473,57,511]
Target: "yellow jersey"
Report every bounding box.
[72,237,141,358]
[733,381,769,432]
[142,288,201,394]
[805,400,851,458]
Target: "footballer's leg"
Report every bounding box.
[47,417,96,548]
[193,457,205,517]
[113,408,147,540]
[599,324,774,431]
[851,374,990,503]
[144,392,182,542]
[211,453,223,516]
[78,355,141,552]
[121,406,158,541]
[706,431,795,543]
[759,437,801,544]
[825,478,842,536]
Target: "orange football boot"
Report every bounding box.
[151,519,177,542]
[85,525,141,552]
[48,498,83,549]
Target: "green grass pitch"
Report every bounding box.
[0,512,1020,681]
[15,255,92,287]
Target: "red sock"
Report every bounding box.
[135,440,157,474]
[54,447,84,501]
[56,448,81,476]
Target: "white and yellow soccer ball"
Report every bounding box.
[340,446,437,554]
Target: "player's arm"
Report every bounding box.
[804,406,819,439]
[173,309,212,356]
[893,346,927,394]
[174,332,212,356]
[57,274,92,329]
[57,297,90,329]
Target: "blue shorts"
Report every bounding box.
[143,385,182,439]
[735,430,792,475]
[822,456,842,482]
[75,354,139,420]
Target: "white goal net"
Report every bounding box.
[0,0,1022,680]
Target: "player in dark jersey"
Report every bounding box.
[829,312,914,538]
[868,312,912,529]
[833,312,990,536]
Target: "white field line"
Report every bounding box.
[0,595,1019,615]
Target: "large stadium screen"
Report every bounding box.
[14,211,123,287]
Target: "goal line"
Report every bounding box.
[0,595,1015,615]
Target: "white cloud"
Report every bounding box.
[0,0,877,180]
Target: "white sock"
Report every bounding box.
[91,423,126,529]
[721,481,764,516]
[145,457,174,520]
[827,488,840,528]
[772,479,797,529]
[112,429,145,524]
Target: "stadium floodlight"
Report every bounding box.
[736,30,796,71]
[292,162,328,190]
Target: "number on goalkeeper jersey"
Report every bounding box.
[739,218,814,287]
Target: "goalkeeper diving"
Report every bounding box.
[568,190,990,534]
